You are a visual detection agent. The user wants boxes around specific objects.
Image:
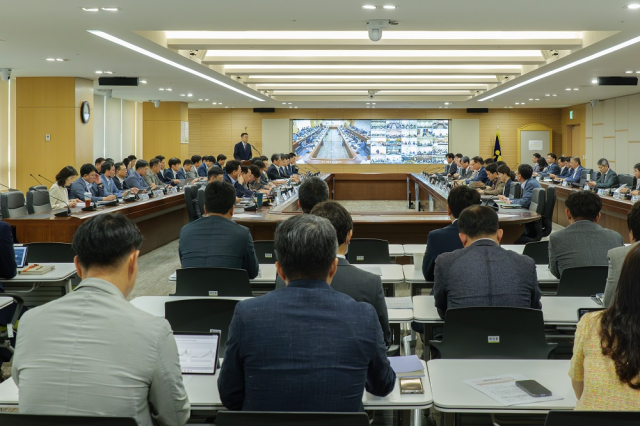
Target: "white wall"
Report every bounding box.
[262,119,291,158]
[93,95,142,162]
[450,119,480,155]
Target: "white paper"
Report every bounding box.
[464,374,563,406]
[528,140,543,150]
[385,297,413,309]
[356,265,382,276]
[233,214,261,219]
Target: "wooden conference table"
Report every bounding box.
[2,173,540,249]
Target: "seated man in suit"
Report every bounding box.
[154,155,173,185]
[275,201,392,347]
[433,205,542,319]
[224,160,255,198]
[298,176,330,213]
[144,158,172,190]
[197,156,214,178]
[422,185,481,282]
[163,157,185,184]
[215,154,227,170]
[453,156,472,180]
[0,221,17,349]
[12,214,190,426]
[218,214,395,412]
[267,153,285,181]
[289,152,299,174]
[69,163,117,203]
[587,158,619,190]
[549,156,570,179]
[113,162,131,191]
[179,180,259,278]
[536,152,561,178]
[445,152,458,176]
[549,190,624,278]
[604,202,640,306]
[560,156,585,184]
[619,162,640,196]
[497,164,541,209]
[478,163,505,196]
[124,160,152,191]
[465,156,488,185]
[100,161,137,198]
[125,155,137,177]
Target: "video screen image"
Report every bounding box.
[292,119,449,164]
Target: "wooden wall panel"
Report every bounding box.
[16,77,75,108]
[142,101,187,162]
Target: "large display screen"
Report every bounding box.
[292,119,449,164]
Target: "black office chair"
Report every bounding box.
[555,266,608,296]
[544,411,640,426]
[165,298,240,358]
[183,185,200,222]
[216,411,370,426]
[254,240,276,264]
[618,174,636,189]
[27,185,47,192]
[509,181,522,199]
[197,186,206,217]
[25,242,76,263]
[0,414,137,426]
[541,185,556,238]
[347,238,390,264]
[0,192,27,218]
[522,241,549,264]
[174,267,252,297]
[429,307,557,359]
[515,188,546,243]
[26,190,51,214]
[0,294,24,361]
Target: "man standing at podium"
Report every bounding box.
[233,133,252,161]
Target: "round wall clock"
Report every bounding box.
[81,101,91,124]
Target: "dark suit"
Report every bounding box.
[69,177,107,203]
[164,168,186,182]
[233,142,252,161]
[267,164,284,181]
[218,279,396,412]
[0,221,17,286]
[503,179,513,197]
[156,171,172,185]
[197,163,208,178]
[434,240,542,319]
[594,169,619,189]
[223,174,255,198]
[446,162,458,177]
[466,166,488,185]
[178,215,259,279]
[275,257,392,346]
[422,221,463,282]
[539,163,561,177]
[510,178,541,209]
[564,165,585,183]
[558,166,571,177]
[113,177,128,191]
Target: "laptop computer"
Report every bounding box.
[174,331,221,375]
[14,245,28,268]
[178,178,195,188]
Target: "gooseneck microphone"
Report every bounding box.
[248,143,263,157]
[38,174,55,184]
[29,176,72,217]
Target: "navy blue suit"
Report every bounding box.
[218,279,396,412]
[446,162,458,177]
[267,164,284,181]
[69,177,107,203]
[223,173,255,198]
[0,222,17,287]
[558,166,571,177]
[233,142,252,161]
[539,163,561,177]
[564,165,585,183]
[164,168,185,181]
[422,221,463,282]
[197,163,208,178]
[511,178,542,209]
[466,166,489,185]
[156,170,172,185]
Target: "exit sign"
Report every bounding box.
[570,110,574,119]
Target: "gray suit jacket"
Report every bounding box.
[144,171,167,189]
[12,278,190,426]
[548,220,624,278]
[604,242,637,306]
[184,168,198,179]
[433,239,541,319]
[275,257,391,346]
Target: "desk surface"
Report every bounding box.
[427,359,576,413]
[0,297,13,310]
[402,264,558,284]
[8,263,77,282]
[252,263,405,284]
[413,295,599,325]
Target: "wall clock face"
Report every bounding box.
[81,101,90,124]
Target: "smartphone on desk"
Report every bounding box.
[399,377,424,394]
[515,380,552,397]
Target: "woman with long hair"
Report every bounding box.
[49,166,82,209]
[569,244,640,409]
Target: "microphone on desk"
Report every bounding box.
[29,175,72,217]
[38,174,55,184]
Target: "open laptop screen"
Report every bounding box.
[14,246,28,268]
[174,331,220,375]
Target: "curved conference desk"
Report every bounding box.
[2,173,540,251]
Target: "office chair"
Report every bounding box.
[522,241,549,264]
[26,190,52,214]
[509,182,522,199]
[165,298,240,358]
[183,185,200,222]
[27,185,47,192]
[429,307,557,360]
[555,266,608,296]
[0,294,23,361]
[197,186,206,217]
[0,414,137,426]
[541,185,556,238]
[174,267,253,297]
[0,192,27,219]
[515,188,546,243]
[617,174,635,189]
[216,411,370,426]
[544,411,640,426]
[254,240,276,264]
[26,242,76,263]
[347,238,391,264]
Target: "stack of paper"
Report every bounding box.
[385,297,413,309]
[465,374,563,406]
[388,355,424,377]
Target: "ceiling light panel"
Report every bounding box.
[205,50,543,58]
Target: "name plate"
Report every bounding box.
[632,195,640,203]
[167,187,177,194]
[154,190,164,198]
[562,181,568,187]
[139,193,150,201]
[613,192,624,200]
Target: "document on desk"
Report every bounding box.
[464,374,563,406]
[233,213,260,219]
[385,297,413,309]
[356,266,382,276]
[388,355,425,377]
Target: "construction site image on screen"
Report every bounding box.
[291,119,449,165]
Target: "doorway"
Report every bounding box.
[566,124,582,159]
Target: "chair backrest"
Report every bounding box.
[197,186,206,217]
[183,185,200,221]
[165,298,240,358]
[26,190,52,214]
[347,238,390,264]
[254,240,276,264]
[529,188,546,214]
[556,266,609,296]
[509,181,522,199]
[522,241,549,264]
[174,267,252,297]
[0,192,27,218]
[28,185,47,192]
[618,174,636,188]
[580,168,594,184]
[429,307,557,359]
[26,242,76,263]
[216,412,370,426]
[0,413,137,426]
[544,411,640,426]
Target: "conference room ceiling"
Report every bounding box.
[2,0,640,109]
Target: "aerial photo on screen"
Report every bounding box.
[292,119,449,165]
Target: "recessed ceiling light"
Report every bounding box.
[225,106,229,108]
[444,102,450,105]
[367,106,371,108]
[372,106,376,108]
[509,106,513,109]
[198,98,203,101]
[591,79,598,84]
[439,106,443,108]
[101,7,120,11]
[366,102,370,104]
[56,58,65,62]
[503,106,508,108]
[95,71,103,74]
[383,5,398,9]
[515,102,520,105]
[552,94,557,97]
[212,102,217,105]
[104,71,112,74]
[46,58,55,61]
[573,88,579,91]
[81,7,99,11]
[636,71,640,73]
[294,106,298,108]
[626,70,634,73]
[521,102,526,104]
[535,98,540,101]
[545,94,550,96]
[372,102,376,104]
[166,88,172,91]
[218,103,222,105]
[565,88,572,91]
[187,93,193,97]
[289,106,293,108]
[362,5,377,9]
[528,98,533,101]
[625,3,640,9]
[159,88,165,91]
[282,102,286,104]
[288,102,292,104]
[140,80,147,84]
[205,98,209,101]
[180,94,185,97]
